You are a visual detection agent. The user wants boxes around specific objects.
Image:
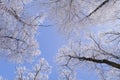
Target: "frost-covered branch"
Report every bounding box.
[86,0,109,17]
[16,58,51,80]
[68,55,120,69]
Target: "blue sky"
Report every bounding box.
[38,27,66,80]
[0,59,16,80]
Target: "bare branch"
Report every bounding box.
[87,0,109,17]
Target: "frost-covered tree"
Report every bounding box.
[56,32,120,80]
[37,0,120,34]
[0,0,46,62]
[0,0,51,80]
[15,58,51,80]
[0,58,51,80]
[58,68,77,80]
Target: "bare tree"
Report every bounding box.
[39,0,120,34]
[0,58,51,80]
[15,58,51,80]
[56,32,120,80]
[0,0,45,62]
[0,1,51,80]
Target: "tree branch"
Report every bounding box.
[0,36,25,43]
[87,0,109,17]
[69,55,120,69]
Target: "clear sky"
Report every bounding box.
[38,27,66,80]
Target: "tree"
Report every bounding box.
[40,0,120,34]
[0,0,51,80]
[56,32,120,80]
[0,0,44,62]
[15,58,51,80]
[0,58,51,80]
[58,66,77,80]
